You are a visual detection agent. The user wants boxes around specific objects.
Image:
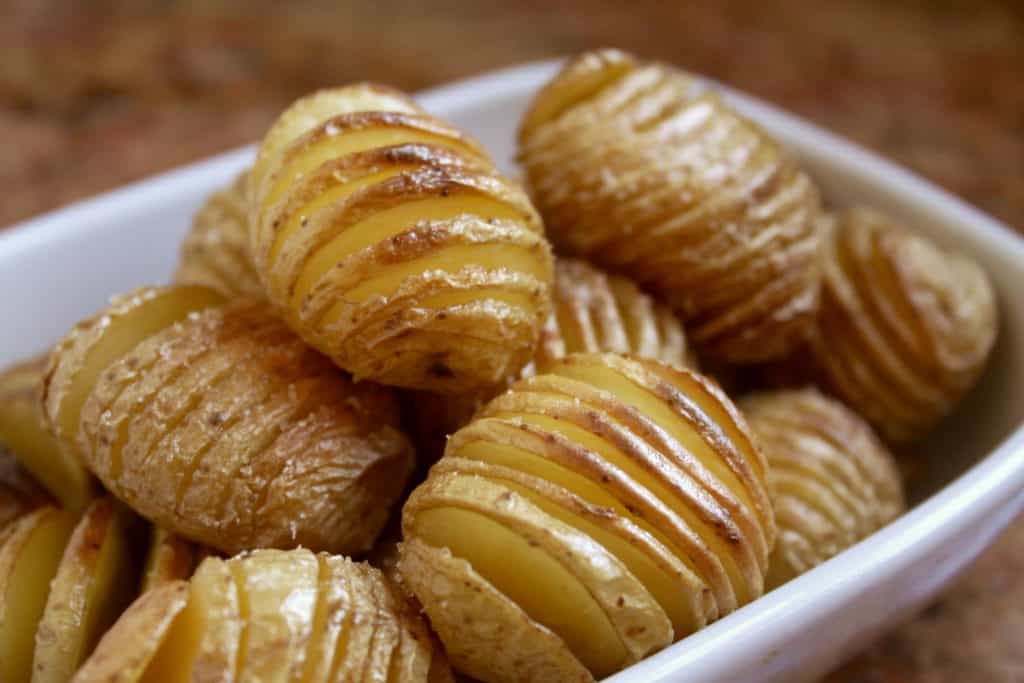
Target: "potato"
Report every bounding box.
[139,527,202,592]
[0,449,50,529]
[400,352,775,681]
[518,49,822,364]
[174,171,265,298]
[43,285,415,555]
[106,548,453,682]
[0,357,95,513]
[32,498,144,683]
[0,506,76,683]
[250,84,554,394]
[70,581,189,683]
[741,389,905,588]
[537,257,696,373]
[809,208,998,443]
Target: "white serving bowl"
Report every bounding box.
[1,59,1021,683]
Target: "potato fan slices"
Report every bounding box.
[741,389,905,588]
[250,84,553,393]
[519,49,822,364]
[400,352,775,681]
[812,208,998,443]
[73,548,453,683]
[42,285,414,555]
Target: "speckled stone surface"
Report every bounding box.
[1,1,1021,680]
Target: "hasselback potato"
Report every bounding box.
[250,84,554,394]
[173,171,264,298]
[537,257,696,372]
[42,285,414,555]
[0,357,95,513]
[400,352,775,682]
[73,549,453,683]
[518,49,822,364]
[741,389,904,588]
[0,449,49,529]
[811,208,998,443]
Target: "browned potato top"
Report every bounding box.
[250,83,554,394]
[519,49,822,365]
[811,208,998,443]
[43,285,414,556]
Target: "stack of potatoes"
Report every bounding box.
[0,48,997,683]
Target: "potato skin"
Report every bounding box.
[518,49,822,364]
[0,357,94,513]
[174,171,264,298]
[810,209,998,443]
[251,84,554,394]
[741,388,905,588]
[43,286,415,556]
[538,257,696,373]
[401,352,774,682]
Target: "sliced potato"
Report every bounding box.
[140,527,201,592]
[519,49,822,364]
[741,388,905,588]
[32,498,144,683]
[0,357,94,513]
[250,84,553,394]
[401,352,775,682]
[0,506,76,683]
[0,449,50,529]
[69,581,189,683]
[44,287,414,556]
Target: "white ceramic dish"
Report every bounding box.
[1,59,1022,683]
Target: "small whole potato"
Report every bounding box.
[250,84,554,394]
[400,352,775,682]
[519,49,822,365]
[741,388,905,588]
[173,171,264,299]
[42,285,415,556]
[811,209,998,443]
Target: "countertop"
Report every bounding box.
[1,1,1021,680]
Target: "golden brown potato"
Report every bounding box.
[741,388,905,588]
[537,257,696,373]
[0,506,77,683]
[139,527,202,593]
[0,449,50,529]
[106,548,454,682]
[518,49,822,365]
[0,357,95,513]
[250,84,554,394]
[173,171,265,298]
[810,208,998,443]
[42,285,415,556]
[32,498,144,683]
[400,352,775,682]
[69,581,189,683]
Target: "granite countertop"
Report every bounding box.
[1,1,1021,680]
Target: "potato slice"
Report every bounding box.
[0,449,50,529]
[741,388,905,588]
[250,84,553,394]
[174,172,265,299]
[70,581,189,683]
[0,358,94,513]
[519,49,822,364]
[401,353,775,681]
[32,498,143,683]
[399,539,592,683]
[140,528,201,592]
[0,506,76,683]
[45,288,414,556]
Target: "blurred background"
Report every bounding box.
[1,1,1020,680]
